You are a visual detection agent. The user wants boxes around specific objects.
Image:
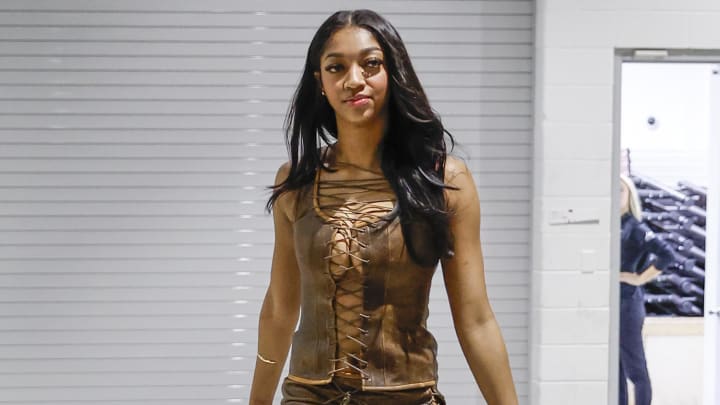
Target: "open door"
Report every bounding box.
[705,64,720,405]
[617,59,720,405]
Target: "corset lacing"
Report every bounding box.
[313,162,397,382]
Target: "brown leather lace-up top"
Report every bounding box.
[314,159,397,381]
[287,146,440,391]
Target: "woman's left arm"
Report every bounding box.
[440,157,518,405]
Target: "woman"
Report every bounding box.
[249,10,518,405]
[618,174,676,405]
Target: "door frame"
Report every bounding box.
[611,49,720,405]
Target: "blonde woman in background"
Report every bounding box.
[618,174,676,405]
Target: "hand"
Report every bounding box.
[619,272,642,286]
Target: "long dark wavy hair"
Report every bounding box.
[266,9,458,267]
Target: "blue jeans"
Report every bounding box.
[619,285,651,405]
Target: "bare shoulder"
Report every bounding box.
[443,155,478,213]
[275,160,292,183]
[444,155,470,185]
[273,161,298,223]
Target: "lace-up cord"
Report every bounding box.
[314,170,395,382]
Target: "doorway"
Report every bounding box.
[613,52,720,405]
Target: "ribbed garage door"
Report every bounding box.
[0,1,532,404]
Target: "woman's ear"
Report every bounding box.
[314,71,325,95]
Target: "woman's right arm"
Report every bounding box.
[248,163,301,405]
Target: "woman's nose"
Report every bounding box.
[344,64,365,89]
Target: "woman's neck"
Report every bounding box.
[333,118,386,171]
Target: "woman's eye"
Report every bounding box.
[325,64,343,73]
[366,59,382,68]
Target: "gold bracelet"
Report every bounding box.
[257,353,278,365]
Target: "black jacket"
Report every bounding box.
[621,212,675,274]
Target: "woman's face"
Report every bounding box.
[620,181,630,214]
[315,26,389,127]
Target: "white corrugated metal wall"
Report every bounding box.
[0,1,532,404]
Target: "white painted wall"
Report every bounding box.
[622,62,715,186]
[642,318,704,405]
[532,1,720,404]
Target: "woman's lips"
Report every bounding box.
[345,96,370,106]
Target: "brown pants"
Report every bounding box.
[281,376,447,405]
